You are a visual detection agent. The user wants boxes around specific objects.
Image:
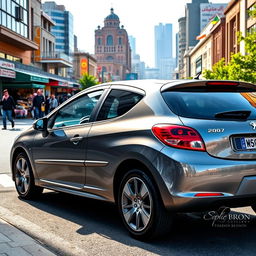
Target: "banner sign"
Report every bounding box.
[0,68,16,78]
[0,61,15,70]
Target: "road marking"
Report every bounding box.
[0,174,14,187]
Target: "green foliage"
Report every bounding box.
[248,4,256,18]
[79,73,99,90]
[203,32,256,83]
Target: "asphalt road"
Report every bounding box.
[1,119,256,255]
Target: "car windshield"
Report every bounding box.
[162,92,256,120]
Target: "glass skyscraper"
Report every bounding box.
[42,1,74,56]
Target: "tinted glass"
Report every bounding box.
[50,90,103,128]
[162,92,256,120]
[97,89,143,121]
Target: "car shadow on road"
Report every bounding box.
[23,191,256,256]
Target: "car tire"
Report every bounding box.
[118,169,173,240]
[13,152,43,199]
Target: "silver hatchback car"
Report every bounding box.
[11,80,256,239]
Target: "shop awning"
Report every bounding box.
[4,83,45,89]
[15,71,49,83]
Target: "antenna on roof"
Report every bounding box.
[194,71,201,80]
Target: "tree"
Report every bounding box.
[204,4,256,83]
[79,73,99,90]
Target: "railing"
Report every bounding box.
[0,57,78,83]
[40,52,73,63]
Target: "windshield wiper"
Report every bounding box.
[214,110,251,120]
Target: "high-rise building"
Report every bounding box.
[95,8,131,81]
[154,23,174,79]
[185,0,209,50]
[42,1,74,56]
[178,17,186,77]
[155,23,173,67]
[129,35,136,58]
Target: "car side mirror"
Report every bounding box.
[33,117,48,137]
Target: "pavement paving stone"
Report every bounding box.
[0,234,11,243]
[0,219,56,256]
[22,244,56,256]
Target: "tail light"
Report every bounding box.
[152,124,205,151]
[194,193,224,197]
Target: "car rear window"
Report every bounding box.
[162,92,256,120]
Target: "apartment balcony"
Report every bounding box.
[36,52,73,68]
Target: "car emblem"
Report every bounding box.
[250,121,256,130]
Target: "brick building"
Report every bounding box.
[95,8,131,81]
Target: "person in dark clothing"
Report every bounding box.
[0,89,15,130]
[33,89,45,119]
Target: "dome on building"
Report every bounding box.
[105,8,119,21]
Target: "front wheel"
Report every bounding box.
[13,152,43,199]
[118,169,173,240]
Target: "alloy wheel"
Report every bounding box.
[15,157,30,195]
[121,177,152,232]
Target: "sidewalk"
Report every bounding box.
[0,118,56,255]
[0,219,56,256]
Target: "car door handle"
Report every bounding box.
[70,136,83,144]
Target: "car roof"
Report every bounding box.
[83,79,255,95]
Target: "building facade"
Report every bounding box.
[154,23,174,79]
[73,52,97,80]
[0,0,38,65]
[42,1,74,56]
[225,0,256,60]
[95,8,131,81]
[185,0,209,50]
[177,17,186,77]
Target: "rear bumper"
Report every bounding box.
[154,147,256,211]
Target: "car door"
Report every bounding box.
[84,87,144,198]
[32,89,104,189]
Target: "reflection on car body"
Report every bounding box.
[11,79,256,240]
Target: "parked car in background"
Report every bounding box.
[10,80,256,240]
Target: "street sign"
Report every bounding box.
[0,61,15,70]
[0,68,16,78]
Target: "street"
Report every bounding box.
[0,119,256,255]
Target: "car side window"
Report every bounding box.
[96,89,143,121]
[50,90,103,128]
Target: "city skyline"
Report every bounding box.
[42,0,230,67]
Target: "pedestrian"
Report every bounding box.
[45,95,50,115]
[33,89,45,119]
[0,89,15,130]
[49,94,58,112]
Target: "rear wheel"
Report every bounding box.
[14,152,43,199]
[118,169,173,240]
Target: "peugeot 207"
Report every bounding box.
[10,80,256,240]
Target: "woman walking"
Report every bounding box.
[1,89,15,130]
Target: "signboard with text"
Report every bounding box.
[0,61,15,70]
[0,68,16,78]
[200,4,227,31]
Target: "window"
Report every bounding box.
[107,35,113,45]
[97,90,143,121]
[50,90,103,129]
[97,37,101,45]
[118,37,122,45]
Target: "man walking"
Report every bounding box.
[49,94,58,112]
[0,89,15,130]
[33,89,44,119]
